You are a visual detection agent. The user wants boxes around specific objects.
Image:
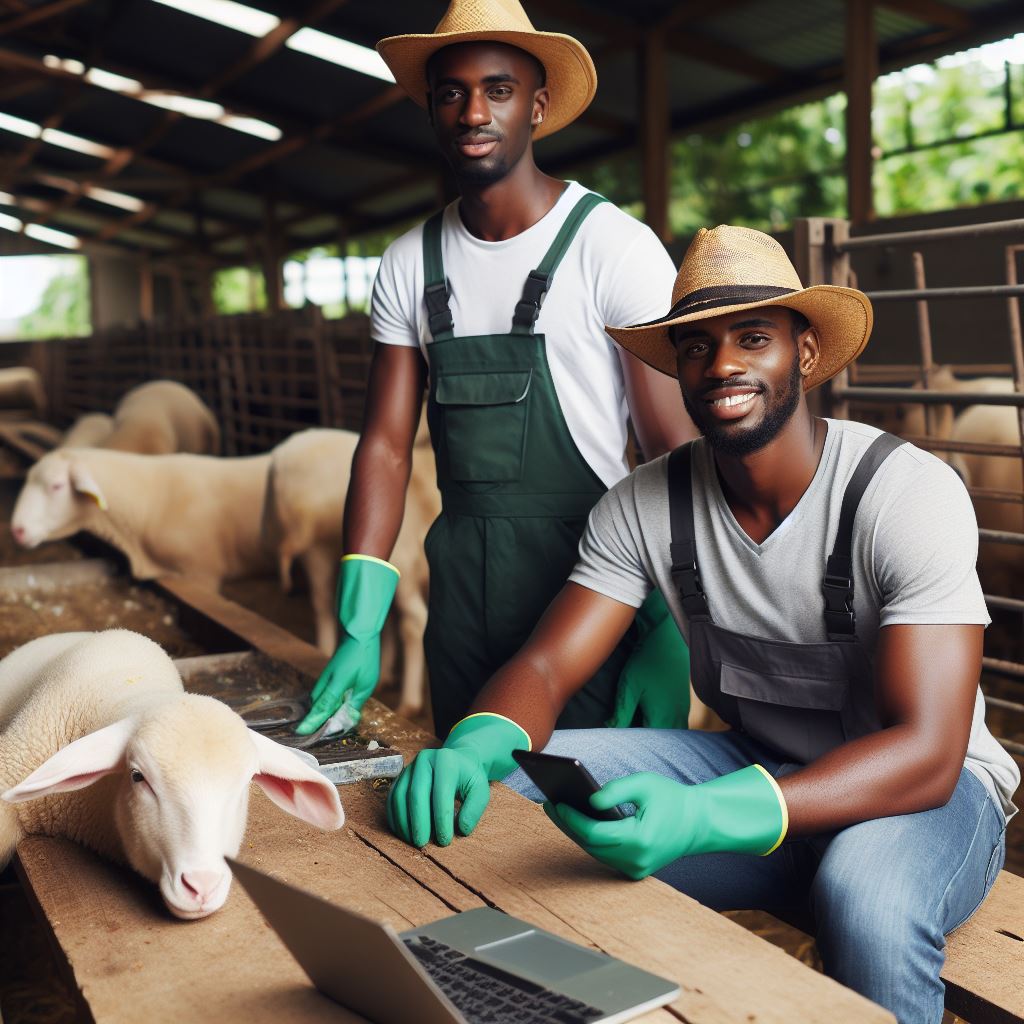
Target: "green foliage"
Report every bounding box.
[212,266,266,314]
[574,38,1024,235]
[17,256,90,340]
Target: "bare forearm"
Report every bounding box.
[779,723,968,835]
[780,623,981,835]
[463,583,637,746]
[342,434,412,558]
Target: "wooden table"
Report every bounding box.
[14,582,896,1024]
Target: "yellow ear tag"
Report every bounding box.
[86,491,108,511]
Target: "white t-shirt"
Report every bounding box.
[370,181,678,488]
[570,419,1020,819]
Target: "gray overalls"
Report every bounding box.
[669,432,906,764]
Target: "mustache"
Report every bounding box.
[697,379,766,398]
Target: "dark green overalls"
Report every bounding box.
[421,193,634,737]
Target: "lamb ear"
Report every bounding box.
[249,730,345,831]
[2,718,135,803]
[69,459,107,510]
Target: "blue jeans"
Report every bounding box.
[503,728,1007,1024]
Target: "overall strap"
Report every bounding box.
[511,192,609,336]
[667,443,711,620]
[422,210,454,342]
[823,431,907,641]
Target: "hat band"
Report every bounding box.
[662,283,798,322]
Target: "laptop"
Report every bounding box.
[228,858,679,1024]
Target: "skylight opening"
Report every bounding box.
[286,28,394,82]
[25,223,81,249]
[86,186,145,213]
[42,128,115,160]
[149,0,277,36]
[44,54,283,141]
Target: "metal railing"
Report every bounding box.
[796,216,1024,760]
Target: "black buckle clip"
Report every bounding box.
[822,573,855,638]
[425,281,453,336]
[512,270,549,331]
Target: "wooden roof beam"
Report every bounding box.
[0,0,85,37]
[877,0,971,31]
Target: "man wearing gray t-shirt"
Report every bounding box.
[387,225,1019,1024]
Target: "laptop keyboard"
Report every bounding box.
[403,935,604,1024]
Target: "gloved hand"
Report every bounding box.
[295,555,400,735]
[387,713,531,848]
[545,764,787,879]
[608,589,691,729]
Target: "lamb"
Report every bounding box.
[947,390,1021,601]
[0,366,46,417]
[262,425,440,718]
[62,412,115,448]
[104,380,220,455]
[0,630,343,919]
[11,447,274,588]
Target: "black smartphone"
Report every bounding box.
[511,749,626,822]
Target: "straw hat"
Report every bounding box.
[606,225,873,391]
[376,0,596,140]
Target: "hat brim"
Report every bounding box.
[376,30,596,140]
[606,286,873,391]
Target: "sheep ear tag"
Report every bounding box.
[2,718,134,803]
[68,461,108,510]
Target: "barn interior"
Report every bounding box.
[1,2,1024,1023]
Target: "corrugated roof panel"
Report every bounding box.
[277,143,403,202]
[875,8,931,41]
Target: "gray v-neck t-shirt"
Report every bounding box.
[570,418,1019,819]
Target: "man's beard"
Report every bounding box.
[681,354,802,457]
[454,156,510,185]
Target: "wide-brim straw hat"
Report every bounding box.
[377,0,596,140]
[606,225,873,391]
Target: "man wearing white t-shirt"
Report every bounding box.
[295,0,695,737]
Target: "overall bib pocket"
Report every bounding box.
[719,661,850,765]
[435,370,532,483]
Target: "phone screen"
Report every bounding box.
[512,750,626,822]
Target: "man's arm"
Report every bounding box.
[468,582,639,745]
[343,342,428,556]
[779,622,982,834]
[295,341,427,734]
[620,347,697,460]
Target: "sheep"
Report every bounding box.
[0,630,343,919]
[104,380,220,455]
[0,366,46,418]
[10,447,274,588]
[946,389,1021,601]
[62,412,115,448]
[261,425,440,719]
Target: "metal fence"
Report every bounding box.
[796,216,1024,757]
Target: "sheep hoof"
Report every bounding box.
[394,703,422,722]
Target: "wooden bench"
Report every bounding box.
[944,869,1024,1023]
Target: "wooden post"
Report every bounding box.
[262,196,285,312]
[638,31,670,243]
[845,0,877,225]
[139,255,153,323]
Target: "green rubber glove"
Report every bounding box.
[546,764,787,880]
[387,713,531,848]
[608,589,691,729]
[295,555,400,735]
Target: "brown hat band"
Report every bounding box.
[652,284,799,326]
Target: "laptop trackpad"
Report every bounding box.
[473,930,608,984]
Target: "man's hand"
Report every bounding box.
[608,590,690,729]
[387,745,491,847]
[296,556,400,735]
[546,765,786,879]
[386,713,531,848]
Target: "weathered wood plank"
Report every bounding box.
[944,870,1024,1023]
[344,785,894,1023]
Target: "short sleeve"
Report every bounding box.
[370,237,420,348]
[569,476,653,608]
[870,457,990,627]
[598,219,677,331]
